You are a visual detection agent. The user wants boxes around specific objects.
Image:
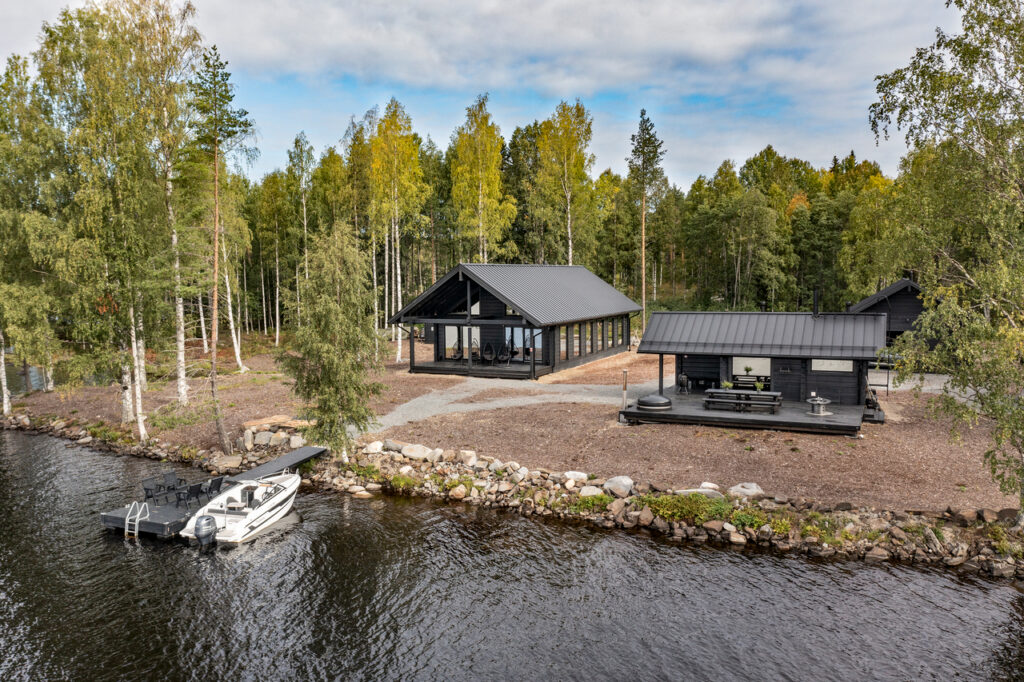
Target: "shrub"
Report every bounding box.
[730,507,768,530]
[637,493,732,525]
[569,494,613,513]
[350,464,382,482]
[389,474,419,492]
[770,517,791,536]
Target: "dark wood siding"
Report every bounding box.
[674,354,721,391]
[806,368,860,405]
[477,289,507,353]
[861,287,924,338]
[771,358,805,401]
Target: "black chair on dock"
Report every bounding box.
[201,476,225,501]
[158,471,186,494]
[143,476,171,505]
[175,482,204,510]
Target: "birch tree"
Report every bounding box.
[371,98,427,361]
[451,94,515,262]
[537,99,594,265]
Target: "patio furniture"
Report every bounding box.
[142,476,173,505]
[158,471,186,493]
[676,373,689,395]
[496,343,510,364]
[806,395,832,416]
[482,342,495,364]
[201,475,225,501]
[703,388,782,414]
[175,482,204,510]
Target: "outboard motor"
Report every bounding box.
[193,515,218,547]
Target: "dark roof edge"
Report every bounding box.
[846,278,921,313]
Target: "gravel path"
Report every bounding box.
[372,375,661,430]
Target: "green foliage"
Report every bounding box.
[568,493,613,513]
[388,474,419,492]
[730,507,768,530]
[770,517,791,536]
[148,402,214,431]
[349,464,382,482]
[279,227,383,451]
[636,493,732,524]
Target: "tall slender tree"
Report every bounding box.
[451,94,516,262]
[627,109,665,330]
[537,99,594,265]
[189,46,254,454]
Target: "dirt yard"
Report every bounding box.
[376,391,1016,513]
[12,339,1017,512]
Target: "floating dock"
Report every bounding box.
[100,446,327,538]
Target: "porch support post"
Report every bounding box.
[658,354,664,395]
[409,325,415,368]
[466,277,472,374]
[530,328,536,379]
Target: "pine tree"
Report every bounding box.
[189,46,254,454]
[627,109,665,330]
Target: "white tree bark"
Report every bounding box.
[371,233,379,354]
[394,207,403,363]
[221,241,248,372]
[135,311,147,392]
[198,294,209,354]
[295,261,301,329]
[43,362,55,392]
[128,305,148,441]
[0,327,10,415]
[260,259,268,336]
[120,360,134,424]
[224,269,248,373]
[274,239,281,347]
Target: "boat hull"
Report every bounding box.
[180,473,301,544]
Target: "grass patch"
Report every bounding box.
[730,507,768,530]
[770,517,791,536]
[85,420,132,443]
[350,464,383,482]
[148,402,214,431]
[568,493,614,514]
[636,493,732,525]
[388,474,419,491]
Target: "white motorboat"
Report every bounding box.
[180,472,301,545]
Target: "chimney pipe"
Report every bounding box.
[812,290,820,317]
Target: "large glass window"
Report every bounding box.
[731,357,771,377]
[811,359,854,372]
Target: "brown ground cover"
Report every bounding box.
[377,391,1015,512]
[541,350,664,385]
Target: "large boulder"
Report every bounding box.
[564,471,588,483]
[449,484,467,500]
[289,435,306,450]
[401,443,432,461]
[603,476,634,499]
[269,431,288,448]
[727,482,765,499]
[243,429,254,451]
[459,450,477,467]
[675,488,724,500]
[363,441,383,454]
[254,431,273,446]
[579,485,603,498]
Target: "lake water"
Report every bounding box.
[1,430,1023,681]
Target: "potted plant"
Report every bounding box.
[744,365,753,376]
[754,381,764,392]
[721,380,734,390]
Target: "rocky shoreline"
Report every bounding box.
[5,411,1024,581]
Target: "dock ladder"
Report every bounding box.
[125,501,150,539]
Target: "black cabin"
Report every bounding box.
[638,311,887,405]
[388,263,641,379]
[846,279,923,344]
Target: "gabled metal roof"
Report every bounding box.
[389,263,640,327]
[847,278,922,313]
[638,311,888,359]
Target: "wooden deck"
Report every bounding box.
[620,394,867,435]
[410,359,550,379]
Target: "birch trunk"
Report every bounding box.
[198,294,209,354]
[394,209,403,363]
[135,312,147,392]
[295,261,301,329]
[242,259,250,334]
[0,327,10,415]
[224,269,248,372]
[43,362,54,392]
[167,148,188,405]
[221,241,248,372]
[383,223,390,334]
[260,257,268,336]
[120,360,134,424]
[210,143,232,455]
[371,233,379,354]
[274,239,281,347]
[127,305,148,441]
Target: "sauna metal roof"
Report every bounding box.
[638,311,887,359]
[389,263,640,327]
[846,278,921,313]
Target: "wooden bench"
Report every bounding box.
[703,389,783,414]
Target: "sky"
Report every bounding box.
[4,1,960,189]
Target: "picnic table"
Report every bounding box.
[703,388,783,414]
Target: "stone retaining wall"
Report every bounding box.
[4,412,1024,581]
